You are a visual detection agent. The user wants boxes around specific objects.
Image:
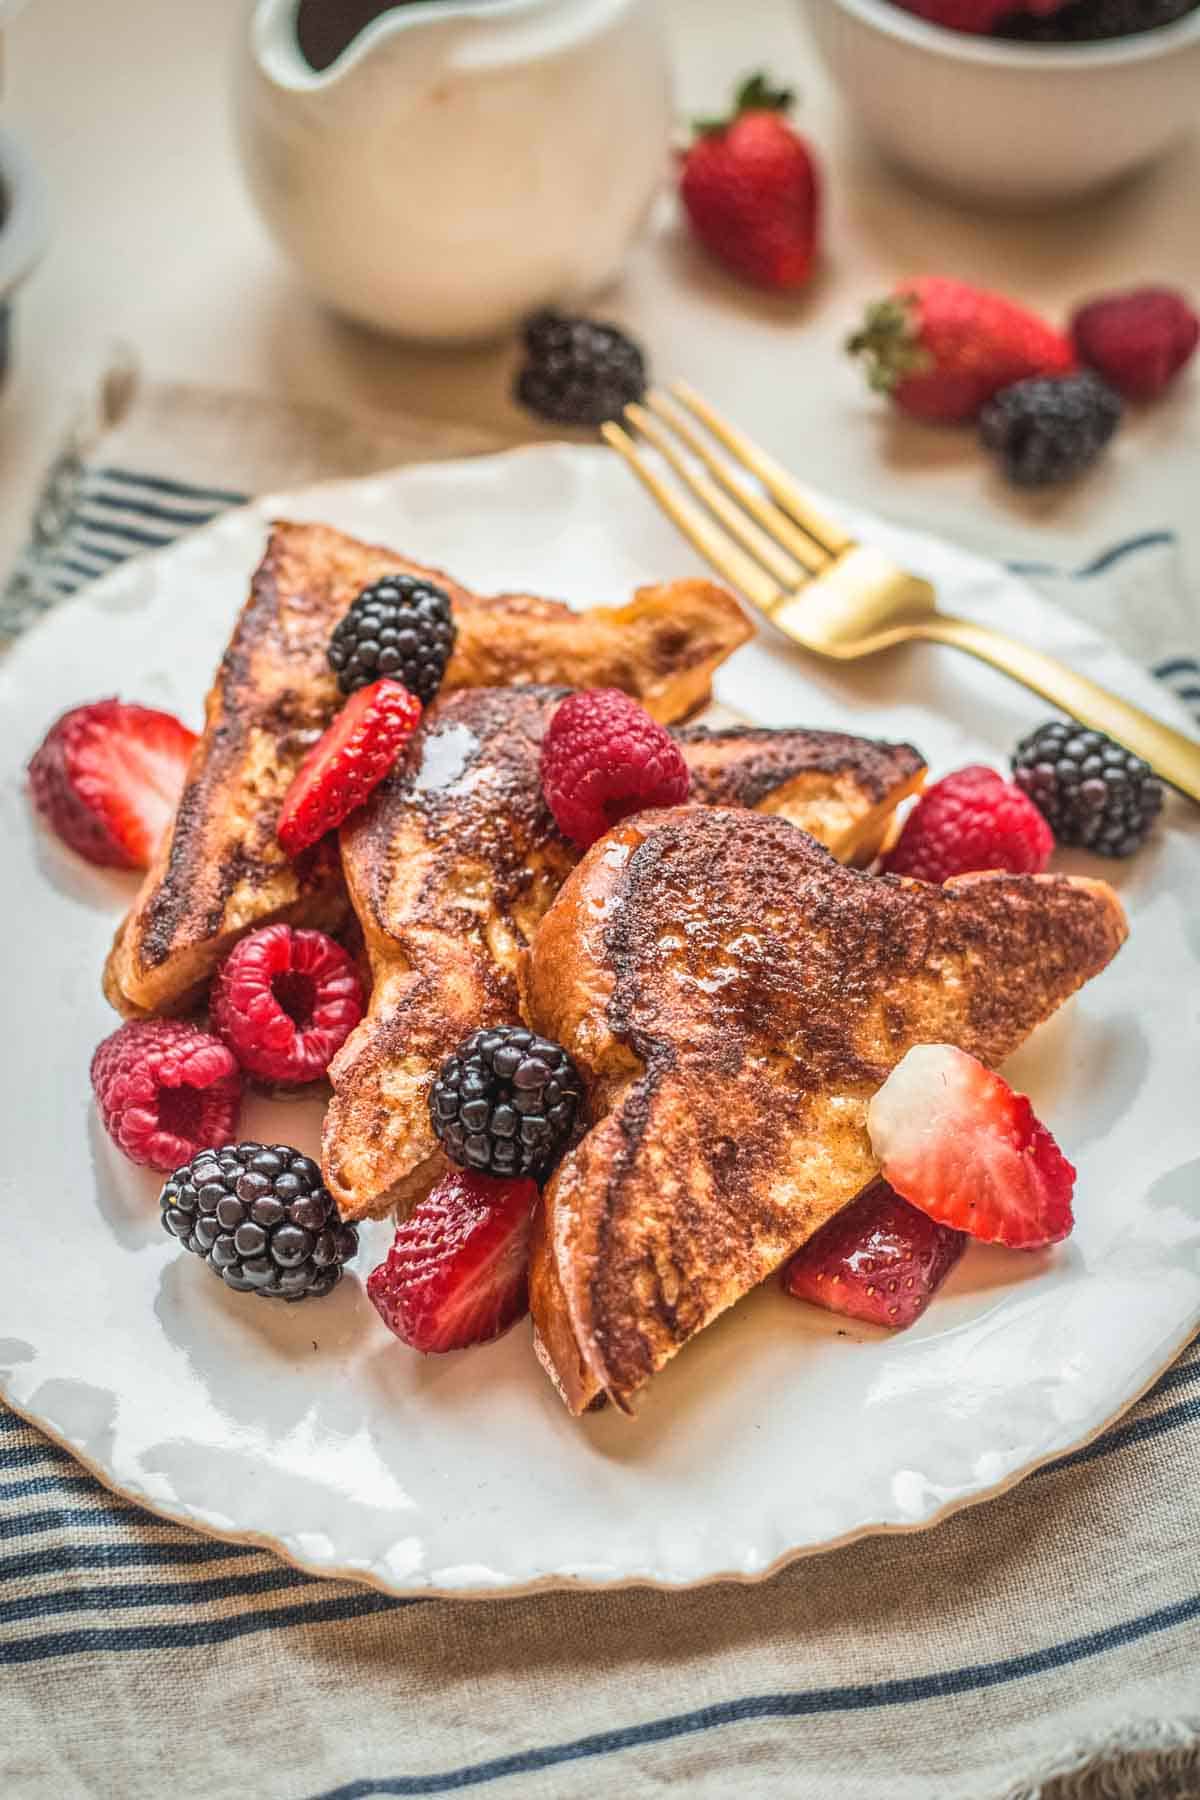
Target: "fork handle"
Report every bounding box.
[918,614,1200,804]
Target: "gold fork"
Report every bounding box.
[603,382,1200,804]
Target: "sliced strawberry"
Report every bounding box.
[867,1044,1075,1249]
[28,699,198,870]
[783,1179,965,1330]
[366,1169,537,1354]
[277,678,421,858]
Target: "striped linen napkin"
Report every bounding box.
[1,375,1198,1800]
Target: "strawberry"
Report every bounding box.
[366,1169,538,1354]
[277,678,422,858]
[679,72,821,292]
[892,0,1062,32]
[28,698,197,870]
[847,277,1076,424]
[1071,286,1200,402]
[867,1044,1076,1249]
[783,1179,965,1330]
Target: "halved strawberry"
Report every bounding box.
[366,1169,537,1353]
[867,1044,1075,1249]
[28,699,198,870]
[783,1178,965,1330]
[277,678,421,858]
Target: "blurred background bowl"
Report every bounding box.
[804,0,1200,208]
[0,124,51,392]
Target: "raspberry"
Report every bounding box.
[91,1020,242,1172]
[210,924,365,1086]
[883,764,1054,883]
[367,1168,537,1352]
[540,688,691,850]
[277,678,422,857]
[160,1142,357,1301]
[1071,287,1199,402]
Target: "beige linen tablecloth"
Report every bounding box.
[2,372,1198,1800]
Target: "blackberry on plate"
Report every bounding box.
[514,309,647,428]
[160,1143,358,1301]
[979,372,1122,488]
[994,0,1196,39]
[1012,720,1164,857]
[429,1026,583,1180]
[327,575,456,702]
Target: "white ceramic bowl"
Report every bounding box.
[0,125,50,391]
[804,0,1200,207]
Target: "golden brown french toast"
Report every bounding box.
[519,806,1129,1415]
[103,521,751,1017]
[323,688,925,1222]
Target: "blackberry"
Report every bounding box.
[160,1143,358,1300]
[979,372,1122,488]
[995,0,1196,39]
[1012,721,1164,857]
[327,576,456,702]
[514,309,647,428]
[429,1026,583,1180]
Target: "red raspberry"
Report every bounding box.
[367,1168,538,1353]
[91,1020,242,1172]
[540,688,690,850]
[1071,287,1200,402]
[883,764,1054,883]
[210,924,365,1086]
[277,678,422,858]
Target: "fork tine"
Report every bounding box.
[624,404,806,589]
[601,422,783,614]
[644,390,830,575]
[670,381,856,556]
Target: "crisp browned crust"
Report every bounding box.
[323,692,927,1224]
[103,521,751,1016]
[521,807,1129,1416]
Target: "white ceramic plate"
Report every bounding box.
[2,446,1198,1598]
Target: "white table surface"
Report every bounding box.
[2,0,1199,602]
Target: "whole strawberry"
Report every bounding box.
[679,72,820,292]
[892,0,1063,31]
[848,277,1076,424]
[1071,286,1199,402]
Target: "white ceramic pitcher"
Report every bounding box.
[235,0,673,344]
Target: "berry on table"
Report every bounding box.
[91,1019,242,1172]
[28,699,197,871]
[514,309,648,427]
[327,575,456,701]
[277,677,422,857]
[1012,720,1164,857]
[367,1168,538,1353]
[679,72,821,291]
[1071,286,1199,402]
[867,1044,1076,1249]
[783,1178,965,1330]
[429,1026,583,1182]
[540,687,691,850]
[882,764,1054,883]
[979,372,1122,487]
[210,923,366,1085]
[847,277,1075,424]
[160,1143,358,1301]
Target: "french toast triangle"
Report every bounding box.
[103,519,751,1018]
[322,686,926,1223]
[519,806,1129,1417]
